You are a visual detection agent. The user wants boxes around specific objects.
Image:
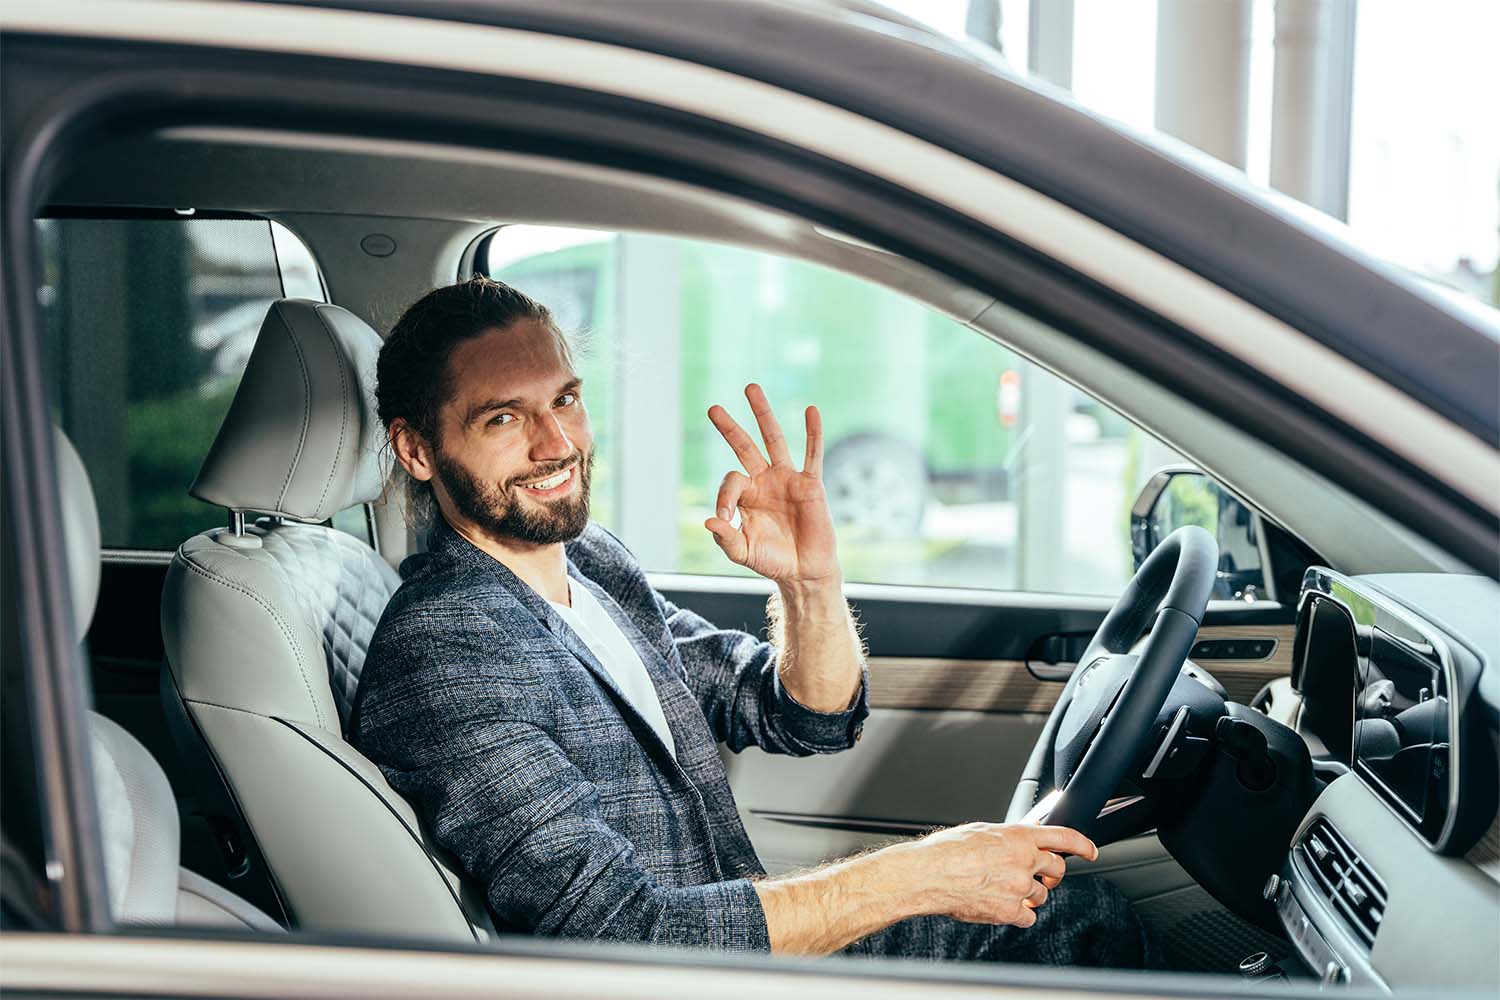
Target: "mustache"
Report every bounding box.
[505,454,583,490]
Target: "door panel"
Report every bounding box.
[1188,623,1295,702]
[663,582,1296,875]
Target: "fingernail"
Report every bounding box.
[718,508,730,521]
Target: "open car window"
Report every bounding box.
[483,224,1195,597]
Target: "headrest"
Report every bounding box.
[55,427,101,646]
[89,711,179,925]
[191,300,390,523]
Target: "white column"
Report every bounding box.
[1027,0,1074,88]
[1155,0,1254,167]
[1011,0,1076,592]
[1270,0,1357,219]
[614,234,681,571]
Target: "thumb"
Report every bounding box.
[704,516,749,564]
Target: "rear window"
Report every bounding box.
[36,214,325,551]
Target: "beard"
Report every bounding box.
[434,446,593,546]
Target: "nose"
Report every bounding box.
[529,411,573,462]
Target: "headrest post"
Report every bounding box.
[363,502,381,551]
[228,510,245,536]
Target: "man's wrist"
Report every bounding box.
[868,838,942,921]
[775,576,846,618]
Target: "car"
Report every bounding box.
[2,1,1496,998]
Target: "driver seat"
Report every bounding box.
[159,299,491,940]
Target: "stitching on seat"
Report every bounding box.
[185,696,283,720]
[98,733,144,914]
[177,883,256,929]
[310,304,350,519]
[275,717,482,942]
[274,304,314,514]
[178,552,329,731]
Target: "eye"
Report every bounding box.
[555,392,578,408]
[488,412,515,427]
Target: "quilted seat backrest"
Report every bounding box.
[166,521,399,733]
[258,522,400,729]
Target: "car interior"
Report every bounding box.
[22,105,1500,994]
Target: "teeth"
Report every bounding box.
[522,469,570,490]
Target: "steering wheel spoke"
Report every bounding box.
[1006,526,1220,840]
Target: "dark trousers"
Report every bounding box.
[842,876,1153,968]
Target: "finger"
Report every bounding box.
[1028,825,1099,862]
[708,405,769,474]
[714,471,749,524]
[745,383,792,467]
[1038,873,1062,890]
[1009,902,1038,928]
[1033,850,1067,884]
[703,517,748,564]
[802,405,824,478]
[1022,880,1049,909]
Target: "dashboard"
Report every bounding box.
[1275,568,1499,991]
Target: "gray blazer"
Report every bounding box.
[352,517,869,950]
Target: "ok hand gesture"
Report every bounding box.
[705,384,840,586]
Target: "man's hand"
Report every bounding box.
[755,822,1099,955]
[898,822,1097,926]
[705,384,838,586]
[706,385,862,714]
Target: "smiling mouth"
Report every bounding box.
[516,466,575,494]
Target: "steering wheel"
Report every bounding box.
[1005,525,1219,837]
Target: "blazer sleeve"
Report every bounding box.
[356,610,771,950]
[655,594,868,756]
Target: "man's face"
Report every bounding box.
[425,319,594,547]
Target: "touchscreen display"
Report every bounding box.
[1295,597,1358,762]
[1355,628,1449,830]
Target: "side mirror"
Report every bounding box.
[1131,466,1267,602]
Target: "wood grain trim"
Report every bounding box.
[867,658,1060,714]
[867,623,1295,713]
[1192,623,1295,703]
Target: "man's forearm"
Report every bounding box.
[753,821,1096,957]
[753,841,926,955]
[770,579,864,713]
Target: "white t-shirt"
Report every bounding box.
[549,579,677,759]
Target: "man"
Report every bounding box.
[353,276,1149,963]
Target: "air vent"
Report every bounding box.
[1297,818,1388,947]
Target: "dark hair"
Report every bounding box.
[376,275,570,522]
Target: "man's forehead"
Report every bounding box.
[447,320,574,401]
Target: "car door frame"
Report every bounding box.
[0,5,1485,998]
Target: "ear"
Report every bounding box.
[389,418,436,484]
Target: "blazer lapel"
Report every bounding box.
[426,518,677,761]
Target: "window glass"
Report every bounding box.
[37,216,327,551]
[486,226,1184,596]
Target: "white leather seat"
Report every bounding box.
[159,300,491,940]
[56,425,278,930]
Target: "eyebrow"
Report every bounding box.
[463,377,582,427]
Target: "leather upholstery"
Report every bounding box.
[89,711,282,931]
[162,300,491,940]
[91,712,179,925]
[55,424,280,932]
[190,300,390,522]
[168,523,398,731]
[54,427,100,647]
